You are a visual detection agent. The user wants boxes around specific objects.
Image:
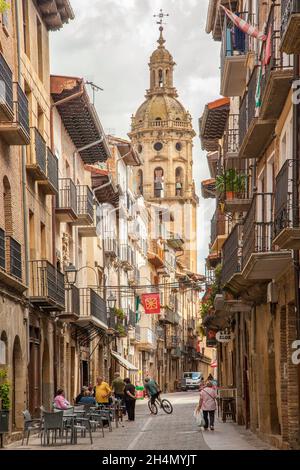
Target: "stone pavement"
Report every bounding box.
[7,392,275,451]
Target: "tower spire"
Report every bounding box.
[153,9,169,47]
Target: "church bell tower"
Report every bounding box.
[129,16,198,273]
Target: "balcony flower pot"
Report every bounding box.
[226,191,235,200]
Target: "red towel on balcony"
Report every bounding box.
[220,5,267,41]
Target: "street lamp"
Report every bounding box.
[65,263,77,286]
[107,292,117,310]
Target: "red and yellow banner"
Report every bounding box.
[141,293,161,314]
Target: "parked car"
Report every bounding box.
[181,372,203,391]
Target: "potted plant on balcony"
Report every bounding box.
[0,369,10,435]
[216,169,246,201]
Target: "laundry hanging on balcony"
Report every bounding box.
[220,5,267,41]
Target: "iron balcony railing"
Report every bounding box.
[31,127,47,175]
[7,237,22,281]
[274,159,295,237]
[224,114,239,156]
[261,7,293,99]
[80,288,108,326]
[47,148,58,193]
[166,334,180,349]
[57,178,78,215]
[120,245,135,267]
[29,260,65,308]
[0,228,5,271]
[281,0,300,39]
[15,83,30,139]
[103,236,118,257]
[221,224,243,286]
[242,193,274,269]
[135,324,141,342]
[128,308,136,327]
[222,167,252,202]
[77,185,94,221]
[211,209,226,245]
[239,67,258,148]
[0,53,13,118]
[65,285,80,316]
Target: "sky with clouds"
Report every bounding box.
[50,0,221,274]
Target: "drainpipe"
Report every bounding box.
[292,53,300,443]
[15,2,31,410]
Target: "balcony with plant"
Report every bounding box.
[216,168,251,213]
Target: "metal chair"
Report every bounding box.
[40,411,64,446]
[22,410,42,446]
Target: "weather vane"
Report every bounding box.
[153,9,169,26]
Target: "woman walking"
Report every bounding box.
[197,380,217,431]
[124,378,136,421]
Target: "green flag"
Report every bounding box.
[255,65,263,109]
[135,296,141,323]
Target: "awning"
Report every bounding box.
[111,351,139,372]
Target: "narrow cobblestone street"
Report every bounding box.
[7,393,275,451]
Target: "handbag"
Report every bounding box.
[193,407,205,427]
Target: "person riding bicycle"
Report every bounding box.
[144,377,161,407]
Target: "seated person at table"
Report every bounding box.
[94,376,112,405]
[75,386,88,404]
[79,390,97,406]
[54,389,72,410]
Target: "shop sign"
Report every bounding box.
[216,331,233,343]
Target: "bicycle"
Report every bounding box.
[147,394,173,415]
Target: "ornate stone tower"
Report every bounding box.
[129,25,198,272]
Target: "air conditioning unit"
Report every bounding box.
[267,281,278,304]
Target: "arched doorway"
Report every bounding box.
[12,336,24,430]
[42,340,51,409]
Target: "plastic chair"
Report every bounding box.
[22,410,42,446]
[40,411,64,446]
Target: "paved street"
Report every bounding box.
[8,393,275,451]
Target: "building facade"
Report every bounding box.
[202,0,300,449]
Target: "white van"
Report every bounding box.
[181,372,203,391]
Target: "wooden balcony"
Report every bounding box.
[242,193,292,281]
[59,285,80,322]
[0,230,26,293]
[29,260,65,311]
[281,0,300,53]
[0,82,30,145]
[77,288,108,329]
[56,178,78,223]
[273,159,300,249]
